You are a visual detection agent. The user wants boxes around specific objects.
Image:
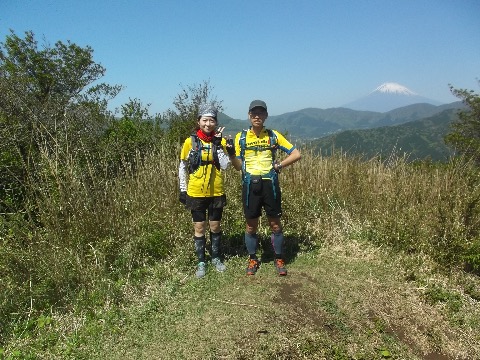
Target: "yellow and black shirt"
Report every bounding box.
[234,127,295,177]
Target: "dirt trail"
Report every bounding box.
[84,246,478,359]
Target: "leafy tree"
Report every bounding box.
[163,80,223,144]
[101,98,164,175]
[445,80,480,162]
[0,30,121,212]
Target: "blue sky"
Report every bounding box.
[1,0,479,119]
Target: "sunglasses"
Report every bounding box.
[249,109,267,116]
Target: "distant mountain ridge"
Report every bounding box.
[217,81,464,162]
[343,82,443,112]
[261,101,462,139]
[220,101,463,140]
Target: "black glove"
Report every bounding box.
[212,135,222,146]
[179,191,187,205]
[226,138,235,156]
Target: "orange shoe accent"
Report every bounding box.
[275,259,287,276]
[246,259,259,275]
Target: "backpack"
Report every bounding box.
[187,134,220,174]
[239,128,279,205]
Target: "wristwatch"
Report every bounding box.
[276,162,283,171]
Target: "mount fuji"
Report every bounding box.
[343,82,443,112]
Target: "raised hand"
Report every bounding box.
[212,126,225,146]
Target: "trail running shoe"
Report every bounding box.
[212,258,226,272]
[274,259,287,276]
[246,259,260,275]
[196,262,206,278]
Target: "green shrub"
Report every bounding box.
[464,238,480,274]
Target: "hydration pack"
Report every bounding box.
[239,128,279,206]
[187,134,220,174]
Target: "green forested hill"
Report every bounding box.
[308,108,459,161]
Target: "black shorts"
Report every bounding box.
[242,178,282,219]
[186,194,226,222]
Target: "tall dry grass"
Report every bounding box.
[1,143,479,346]
[280,149,480,269]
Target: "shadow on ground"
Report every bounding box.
[219,232,312,265]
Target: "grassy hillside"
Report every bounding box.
[309,108,459,162]
[2,147,480,359]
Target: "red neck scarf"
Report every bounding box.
[196,129,213,143]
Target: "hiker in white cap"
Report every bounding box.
[178,103,230,278]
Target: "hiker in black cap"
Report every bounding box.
[178,103,231,278]
[228,100,301,276]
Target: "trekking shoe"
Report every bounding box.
[246,259,260,275]
[195,262,206,278]
[274,259,287,276]
[211,258,226,272]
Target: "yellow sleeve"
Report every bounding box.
[272,130,295,154]
[180,137,192,161]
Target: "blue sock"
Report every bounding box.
[194,236,206,263]
[244,232,258,258]
[210,231,221,259]
[271,231,284,257]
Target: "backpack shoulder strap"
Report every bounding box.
[266,129,278,163]
[239,129,248,173]
[187,133,201,174]
[239,129,248,158]
[266,129,277,147]
[190,133,199,150]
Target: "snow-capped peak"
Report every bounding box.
[371,82,417,96]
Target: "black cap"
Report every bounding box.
[249,100,267,111]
